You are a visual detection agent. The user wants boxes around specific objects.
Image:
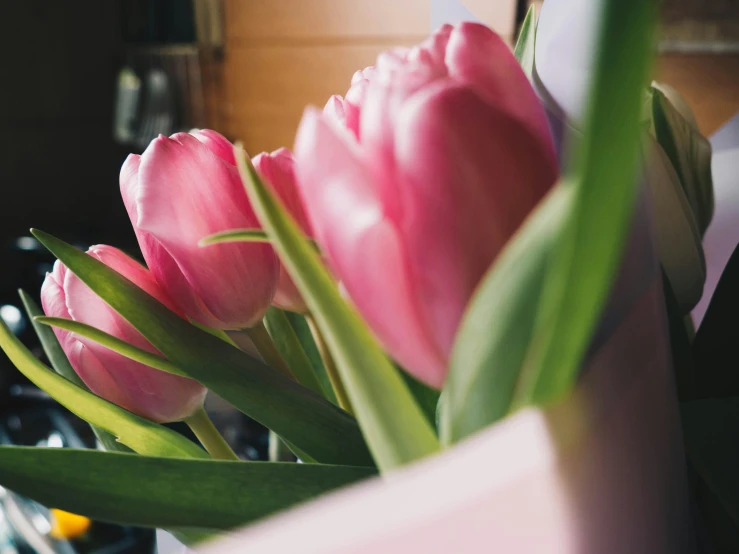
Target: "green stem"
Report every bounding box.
[245,321,296,380]
[305,314,355,416]
[184,407,239,461]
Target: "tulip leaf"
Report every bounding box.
[0,446,375,530]
[264,308,327,398]
[200,228,320,251]
[441,186,570,443]
[651,87,714,235]
[514,4,537,77]
[199,228,270,245]
[514,0,657,405]
[286,311,338,404]
[235,147,440,472]
[30,229,374,468]
[18,290,130,453]
[18,290,81,387]
[0,317,206,458]
[35,316,189,378]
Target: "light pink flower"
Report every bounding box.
[41,246,207,423]
[295,23,558,387]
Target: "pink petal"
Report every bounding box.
[121,154,225,328]
[135,133,279,328]
[394,83,558,359]
[191,129,237,166]
[445,22,556,162]
[295,109,445,386]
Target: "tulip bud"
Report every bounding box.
[121,131,280,330]
[41,246,207,423]
[252,148,314,313]
[295,23,558,388]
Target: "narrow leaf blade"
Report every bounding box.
[264,308,326,397]
[36,316,189,378]
[0,446,374,530]
[236,148,440,472]
[514,4,537,77]
[199,228,270,245]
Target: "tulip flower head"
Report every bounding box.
[41,246,207,423]
[121,130,279,330]
[295,23,559,388]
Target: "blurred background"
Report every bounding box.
[0,0,737,552]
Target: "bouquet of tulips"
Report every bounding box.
[1,0,736,551]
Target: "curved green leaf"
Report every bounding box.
[0,318,205,458]
[441,186,569,443]
[18,290,129,453]
[651,86,714,235]
[514,4,537,77]
[200,228,319,251]
[19,290,81,386]
[515,0,658,405]
[264,308,326,397]
[0,446,375,529]
[236,148,440,472]
[286,312,338,404]
[30,230,373,468]
[35,316,189,378]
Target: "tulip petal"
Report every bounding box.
[394,83,558,359]
[121,155,226,328]
[295,109,445,386]
[192,129,237,166]
[445,22,556,160]
[254,149,312,313]
[45,246,207,423]
[135,133,279,328]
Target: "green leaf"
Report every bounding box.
[200,228,319,251]
[514,4,537,77]
[651,86,714,235]
[35,316,189,378]
[286,312,338,403]
[682,398,739,535]
[515,0,658,405]
[19,290,81,387]
[441,186,569,443]
[0,446,375,530]
[0,318,206,458]
[397,367,441,430]
[31,229,373,468]
[264,308,326,397]
[235,148,440,472]
[18,291,131,454]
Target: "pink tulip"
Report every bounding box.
[252,148,314,313]
[41,245,207,423]
[295,23,558,388]
[121,130,279,330]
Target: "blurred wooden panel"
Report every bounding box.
[462,0,517,38]
[225,0,429,41]
[656,54,739,136]
[223,40,418,152]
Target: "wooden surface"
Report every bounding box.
[212,3,739,151]
[656,54,739,136]
[218,0,516,153]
